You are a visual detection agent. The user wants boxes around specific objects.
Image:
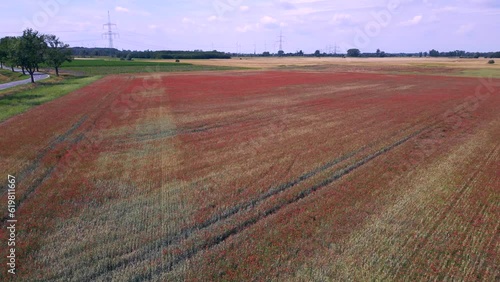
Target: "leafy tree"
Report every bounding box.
[314,50,321,57]
[347,48,360,57]
[2,37,20,72]
[423,51,428,57]
[0,37,9,68]
[262,51,271,57]
[277,50,285,57]
[429,49,440,57]
[376,49,381,57]
[18,29,47,83]
[44,34,73,76]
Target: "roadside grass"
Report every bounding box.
[0,68,29,83]
[0,75,101,122]
[61,59,244,76]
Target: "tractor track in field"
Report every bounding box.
[118,101,306,144]
[131,123,229,142]
[1,78,130,225]
[87,124,432,281]
[0,115,88,224]
[395,142,500,279]
[15,115,88,183]
[84,144,368,281]
[146,125,432,277]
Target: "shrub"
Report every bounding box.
[488,60,495,64]
[175,59,180,63]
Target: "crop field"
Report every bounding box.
[61,59,242,76]
[0,65,499,280]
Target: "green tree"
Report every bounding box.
[429,49,440,57]
[347,48,360,57]
[44,34,73,76]
[0,37,19,71]
[0,37,8,68]
[8,37,20,72]
[18,29,47,83]
[314,50,321,57]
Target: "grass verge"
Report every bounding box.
[0,68,29,83]
[0,75,101,122]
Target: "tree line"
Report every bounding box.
[340,48,499,58]
[229,48,500,58]
[71,47,231,60]
[0,29,73,83]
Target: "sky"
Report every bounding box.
[1,0,499,54]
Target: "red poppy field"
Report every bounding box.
[0,70,499,280]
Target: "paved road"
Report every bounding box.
[0,66,50,91]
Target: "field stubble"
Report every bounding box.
[0,70,498,281]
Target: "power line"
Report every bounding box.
[277,30,285,52]
[103,11,119,48]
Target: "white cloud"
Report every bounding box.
[115,6,129,13]
[260,16,278,24]
[260,16,281,29]
[456,23,474,35]
[207,15,218,22]
[182,17,195,24]
[240,6,250,11]
[236,24,257,33]
[330,13,352,25]
[400,15,423,26]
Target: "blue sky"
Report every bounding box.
[1,0,499,53]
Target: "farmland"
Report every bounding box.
[0,59,499,280]
[61,59,243,76]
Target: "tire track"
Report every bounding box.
[89,117,437,280]
[84,144,368,281]
[87,125,430,281]
[0,131,88,224]
[0,115,87,206]
[143,125,430,277]
[1,77,131,223]
[15,115,88,183]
